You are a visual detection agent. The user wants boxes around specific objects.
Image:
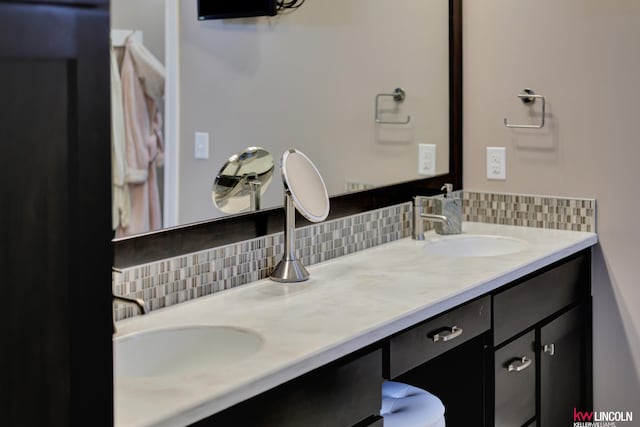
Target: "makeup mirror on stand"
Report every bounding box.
[270,149,330,283]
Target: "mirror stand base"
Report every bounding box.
[270,258,310,283]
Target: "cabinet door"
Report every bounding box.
[540,303,588,426]
[494,331,536,427]
[0,3,112,426]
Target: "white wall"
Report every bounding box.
[464,0,640,418]
[178,0,450,224]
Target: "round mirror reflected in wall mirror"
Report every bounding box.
[212,147,275,214]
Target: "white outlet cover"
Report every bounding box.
[487,147,506,180]
[418,144,437,176]
[194,132,209,160]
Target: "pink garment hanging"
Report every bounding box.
[117,37,165,237]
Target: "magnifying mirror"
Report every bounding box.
[212,147,275,213]
[282,149,330,222]
[270,149,330,283]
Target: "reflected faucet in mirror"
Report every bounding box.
[112,293,148,333]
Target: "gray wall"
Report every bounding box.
[111,0,165,63]
[463,0,640,418]
[178,0,450,224]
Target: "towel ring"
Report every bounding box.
[504,89,546,129]
[375,88,411,125]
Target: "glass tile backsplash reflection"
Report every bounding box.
[113,191,596,321]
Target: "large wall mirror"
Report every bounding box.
[111,0,462,267]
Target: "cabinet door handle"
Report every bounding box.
[543,343,555,356]
[507,356,532,372]
[431,326,463,342]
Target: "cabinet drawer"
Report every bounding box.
[494,331,536,427]
[388,296,490,378]
[493,253,589,345]
[197,349,383,427]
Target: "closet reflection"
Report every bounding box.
[110,28,165,237]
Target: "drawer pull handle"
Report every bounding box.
[432,326,463,342]
[507,356,532,372]
[543,343,555,356]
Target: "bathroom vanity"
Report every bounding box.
[113,223,597,427]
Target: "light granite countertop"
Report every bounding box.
[114,222,597,427]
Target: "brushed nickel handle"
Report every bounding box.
[432,326,463,342]
[507,356,532,372]
[543,343,556,356]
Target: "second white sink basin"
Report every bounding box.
[422,234,528,257]
[114,325,264,378]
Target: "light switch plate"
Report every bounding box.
[194,132,209,160]
[418,144,437,176]
[487,147,506,180]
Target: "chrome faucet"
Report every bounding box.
[413,197,454,240]
[413,184,462,240]
[112,293,148,333]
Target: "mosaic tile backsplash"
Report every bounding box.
[114,191,596,320]
[462,191,596,232]
[113,203,413,320]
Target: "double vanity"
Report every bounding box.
[114,222,597,426]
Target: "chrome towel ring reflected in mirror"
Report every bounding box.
[375,88,411,125]
[504,88,546,129]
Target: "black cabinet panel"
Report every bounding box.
[540,303,588,426]
[494,331,536,427]
[0,3,112,426]
[493,253,589,345]
[194,349,383,427]
[1,58,71,426]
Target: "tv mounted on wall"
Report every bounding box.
[197,0,277,20]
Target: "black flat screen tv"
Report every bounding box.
[198,0,277,20]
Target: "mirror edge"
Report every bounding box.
[113,0,462,269]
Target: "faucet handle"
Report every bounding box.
[441,183,454,197]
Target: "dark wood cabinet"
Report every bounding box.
[492,251,592,427]
[540,302,590,426]
[380,251,591,427]
[494,331,537,427]
[0,2,112,426]
[386,296,492,426]
[193,348,384,427]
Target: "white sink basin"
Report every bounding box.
[422,234,528,257]
[114,325,264,378]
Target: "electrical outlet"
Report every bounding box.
[486,147,506,180]
[194,132,209,160]
[418,144,436,176]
